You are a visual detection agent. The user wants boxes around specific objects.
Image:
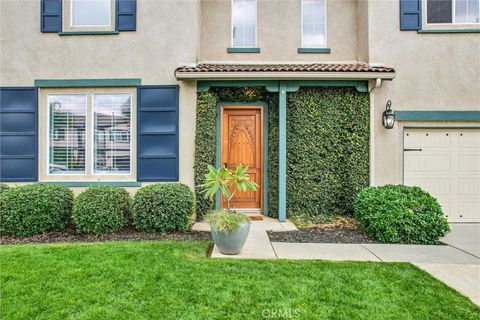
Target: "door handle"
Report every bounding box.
[404,148,422,152]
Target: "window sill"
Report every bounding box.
[297,48,331,54]
[417,29,480,33]
[227,47,261,53]
[43,181,141,187]
[58,31,120,36]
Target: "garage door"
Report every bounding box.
[404,128,480,222]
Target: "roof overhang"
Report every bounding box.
[175,63,396,81]
[175,71,395,81]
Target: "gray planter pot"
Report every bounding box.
[211,221,250,255]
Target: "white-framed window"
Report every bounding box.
[93,94,131,174]
[232,0,257,47]
[427,0,480,24]
[48,94,87,174]
[46,91,132,177]
[71,0,112,27]
[302,0,327,48]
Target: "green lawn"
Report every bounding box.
[1,241,478,320]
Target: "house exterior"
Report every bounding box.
[0,0,479,223]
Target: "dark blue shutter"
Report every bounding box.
[400,0,422,30]
[0,88,38,182]
[41,0,62,33]
[116,0,137,31]
[137,86,179,181]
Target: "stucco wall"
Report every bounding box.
[0,0,201,84]
[0,0,200,188]
[200,0,359,62]
[367,0,480,186]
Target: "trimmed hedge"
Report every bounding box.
[355,185,450,244]
[0,184,73,237]
[0,183,9,194]
[72,186,130,235]
[195,87,368,219]
[132,183,195,233]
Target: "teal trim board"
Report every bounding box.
[35,79,141,88]
[396,111,480,121]
[43,182,141,187]
[58,31,120,36]
[197,80,368,93]
[297,48,331,54]
[278,82,287,222]
[227,47,261,53]
[418,29,480,33]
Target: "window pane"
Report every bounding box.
[302,0,326,47]
[455,0,480,23]
[48,95,86,174]
[93,94,131,174]
[427,0,453,23]
[72,0,111,26]
[232,0,256,47]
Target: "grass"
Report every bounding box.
[1,241,478,320]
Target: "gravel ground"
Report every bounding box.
[0,227,212,245]
[268,225,379,244]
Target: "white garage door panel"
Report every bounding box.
[404,154,451,172]
[459,155,480,171]
[404,128,480,223]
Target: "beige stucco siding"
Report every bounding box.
[200,0,359,62]
[0,0,200,85]
[367,0,480,186]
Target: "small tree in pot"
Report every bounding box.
[201,164,258,255]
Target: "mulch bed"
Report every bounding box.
[268,225,379,244]
[0,227,212,245]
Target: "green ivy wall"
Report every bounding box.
[194,87,369,220]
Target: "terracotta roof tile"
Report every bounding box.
[175,63,395,74]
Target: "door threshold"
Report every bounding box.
[231,208,263,220]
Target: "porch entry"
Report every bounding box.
[220,106,263,213]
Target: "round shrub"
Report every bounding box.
[0,184,73,237]
[355,185,450,244]
[132,183,195,233]
[72,186,130,235]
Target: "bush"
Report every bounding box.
[0,183,9,194]
[72,186,130,235]
[0,184,73,237]
[355,185,450,244]
[132,183,195,233]
[207,210,250,232]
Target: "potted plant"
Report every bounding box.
[201,164,258,255]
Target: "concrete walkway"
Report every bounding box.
[193,219,480,305]
[441,223,480,258]
[193,216,297,259]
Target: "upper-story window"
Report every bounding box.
[232,0,257,47]
[40,0,136,33]
[71,0,112,27]
[427,0,479,24]
[66,0,114,31]
[302,0,327,48]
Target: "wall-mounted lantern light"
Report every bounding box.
[382,100,395,129]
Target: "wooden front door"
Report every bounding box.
[221,106,263,211]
